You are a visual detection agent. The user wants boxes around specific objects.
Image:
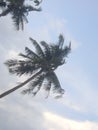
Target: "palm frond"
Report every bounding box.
[40,41,51,60]
[0,1,6,7]
[12,15,20,30]
[5,59,18,67]
[26,5,42,12]
[7,0,25,5]
[58,34,64,48]
[0,7,10,17]
[46,72,65,95]
[19,53,34,60]
[25,47,40,60]
[62,42,71,57]
[5,59,40,76]
[44,81,52,98]
[29,37,45,58]
[30,74,44,87]
[33,0,43,6]
[11,6,28,30]
[22,74,45,95]
[54,95,63,99]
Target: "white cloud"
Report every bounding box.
[0,95,45,130]
[44,111,98,130]
[0,95,98,130]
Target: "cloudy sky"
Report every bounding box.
[0,0,98,130]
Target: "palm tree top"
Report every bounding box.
[5,34,71,98]
[0,0,42,30]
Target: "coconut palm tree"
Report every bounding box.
[0,34,71,98]
[0,0,41,30]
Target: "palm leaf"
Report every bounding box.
[5,59,40,76]
[58,34,64,48]
[0,7,11,17]
[29,37,45,58]
[33,0,43,6]
[25,46,40,59]
[19,53,34,60]
[11,5,29,30]
[0,1,6,7]
[40,41,52,60]
[44,80,52,98]
[26,5,42,12]
[62,42,71,57]
[46,72,65,95]
[22,73,45,95]
[5,59,18,67]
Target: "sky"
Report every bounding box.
[0,0,98,130]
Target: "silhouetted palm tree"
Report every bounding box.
[0,34,71,98]
[0,0,41,30]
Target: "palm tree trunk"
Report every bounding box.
[0,69,42,98]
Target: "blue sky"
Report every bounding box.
[0,0,98,130]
